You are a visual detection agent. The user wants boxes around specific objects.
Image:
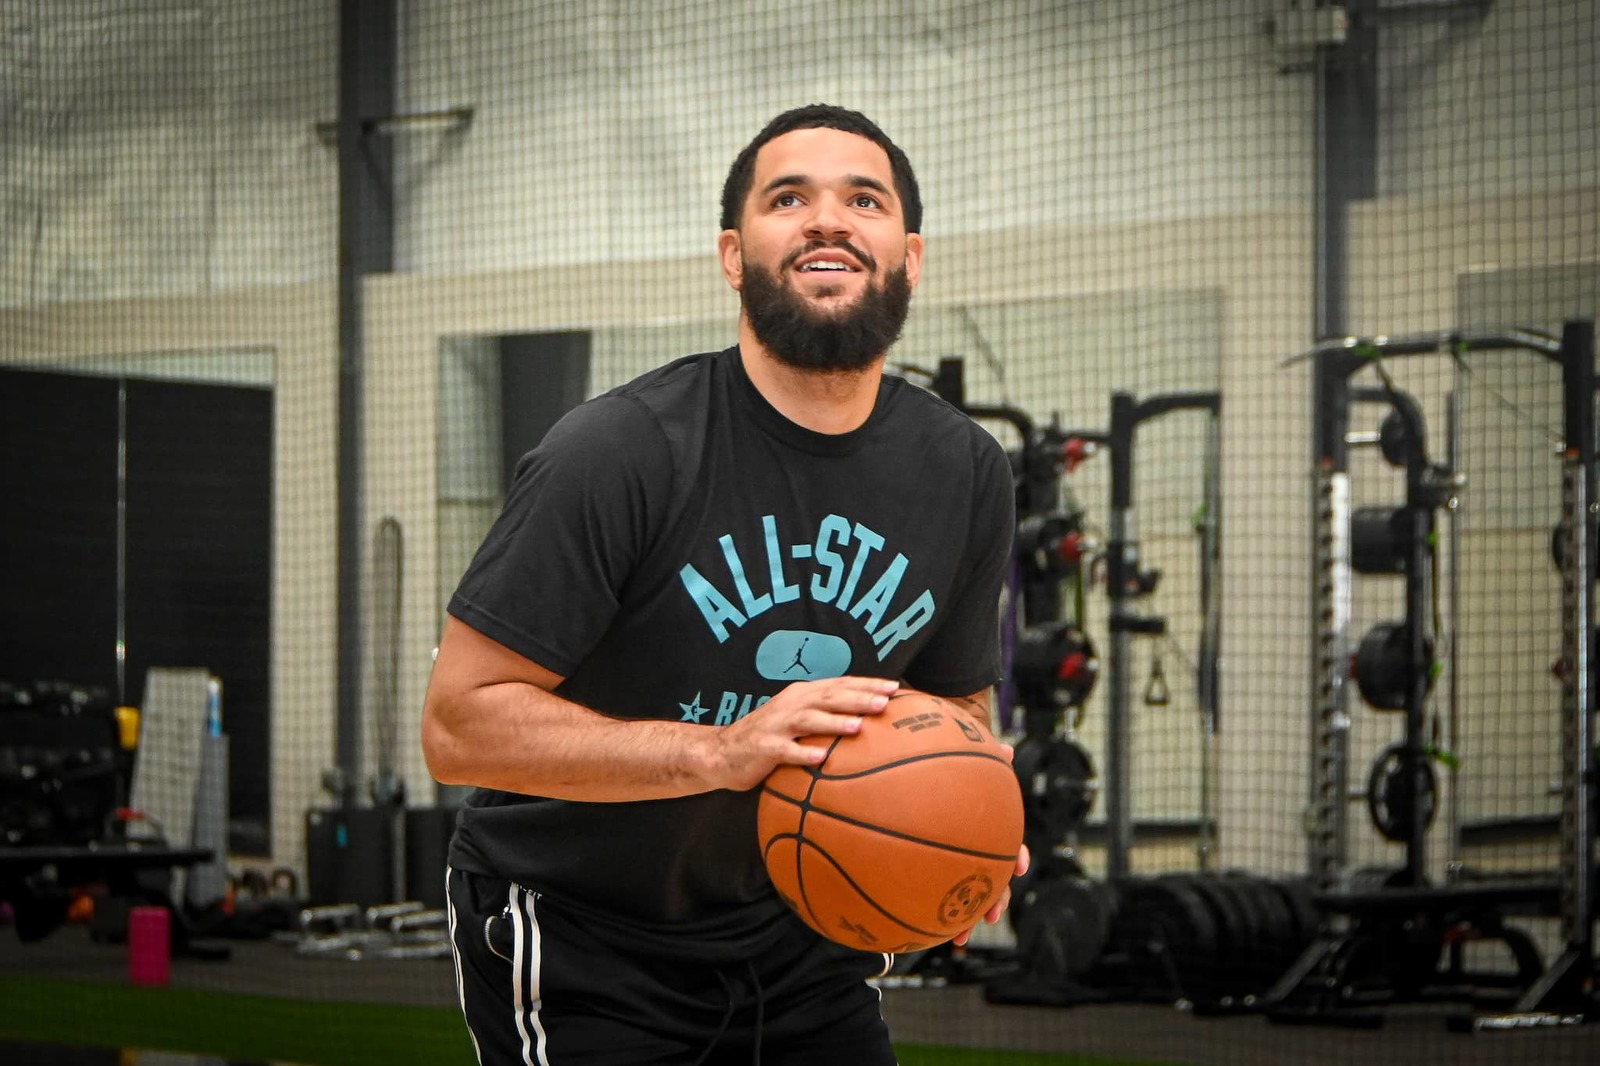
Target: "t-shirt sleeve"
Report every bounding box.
[447,395,673,676]
[902,430,1015,697]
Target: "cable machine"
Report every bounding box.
[1102,390,1223,880]
[896,356,1107,993]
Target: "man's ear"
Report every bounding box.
[904,232,925,291]
[717,229,743,291]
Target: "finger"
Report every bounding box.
[1015,843,1032,877]
[820,677,899,713]
[819,675,899,696]
[982,886,1011,926]
[778,676,898,716]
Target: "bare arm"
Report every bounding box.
[421,615,898,802]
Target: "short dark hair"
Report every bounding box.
[719,104,923,234]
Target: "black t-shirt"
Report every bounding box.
[445,346,1014,952]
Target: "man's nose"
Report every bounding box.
[802,195,853,239]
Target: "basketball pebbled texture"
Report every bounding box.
[758,690,1024,953]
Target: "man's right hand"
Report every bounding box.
[424,617,901,802]
[696,676,899,792]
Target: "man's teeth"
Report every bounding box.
[799,262,850,271]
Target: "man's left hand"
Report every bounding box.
[952,842,1031,948]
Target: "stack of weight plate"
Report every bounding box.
[1098,872,1319,1011]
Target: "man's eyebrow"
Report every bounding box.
[845,174,892,197]
[758,173,894,198]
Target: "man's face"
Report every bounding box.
[718,127,924,372]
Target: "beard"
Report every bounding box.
[740,243,913,373]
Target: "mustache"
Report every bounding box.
[779,239,878,274]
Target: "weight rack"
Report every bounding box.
[1271,319,1598,1027]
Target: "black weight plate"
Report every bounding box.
[1015,737,1097,841]
[1229,874,1295,983]
[1240,875,1298,973]
[1102,890,1154,987]
[1182,875,1253,996]
[1366,745,1438,843]
[1225,876,1278,991]
[1014,876,1110,978]
[1007,864,1038,935]
[1091,878,1122,934]
[1103,881,1160,992]
[1059,877,1113,973]
[1116,876,1221,999]
[1007,852,1086,934]
[1269,877,1321,952]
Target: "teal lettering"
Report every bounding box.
[713,692,769,726]
[873,590,936,659]
[679,564,746,642]
[810,515,851,603]
[848,553,907,633]
[720,534,772,617]
[836,523,885,612]
[763,516,800,605]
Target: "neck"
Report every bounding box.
[737,318,884,434]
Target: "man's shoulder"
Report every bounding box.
[603,347,731,410]
[884,374,1009,457]
[545,348,728,445]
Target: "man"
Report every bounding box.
[423,103,1022,1066]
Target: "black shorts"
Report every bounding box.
[445,867,900,1066]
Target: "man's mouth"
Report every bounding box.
[785,242,875,276]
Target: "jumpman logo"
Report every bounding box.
[785,637,811,676]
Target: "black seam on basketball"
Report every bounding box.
[790,736,841,927]
[760,833,832,936]
[759,785,806,808]
[792,836,945,940]
[781,802,1017,862]
[814,749,1013,780]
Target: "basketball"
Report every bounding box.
[758,689,1024,953]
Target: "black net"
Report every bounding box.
[1,2,1597,1065]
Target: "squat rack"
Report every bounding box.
[1292,319,1596,1023]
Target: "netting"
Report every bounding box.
[2,2,1597,1064]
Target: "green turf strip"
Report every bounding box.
[0,975,1166,1066]
[0,976,473,1066]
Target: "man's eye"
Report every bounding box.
[774,193,801,208]
[853,194,881,209]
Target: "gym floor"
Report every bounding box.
[2,927,1596,1066]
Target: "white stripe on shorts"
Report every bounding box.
[444,867,484,1065]
[509,882,552,1066]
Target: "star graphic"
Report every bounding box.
[679,692,708,723]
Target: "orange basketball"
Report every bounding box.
[758,689,1024,954]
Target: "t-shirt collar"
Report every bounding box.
[723,345,893,457]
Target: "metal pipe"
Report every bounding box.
[1445,389,1462,872]
[1196,411,1223,871]
[334,0,398,806]
[1104,392,1137,880]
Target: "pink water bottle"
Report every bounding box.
[128,905,171,986]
